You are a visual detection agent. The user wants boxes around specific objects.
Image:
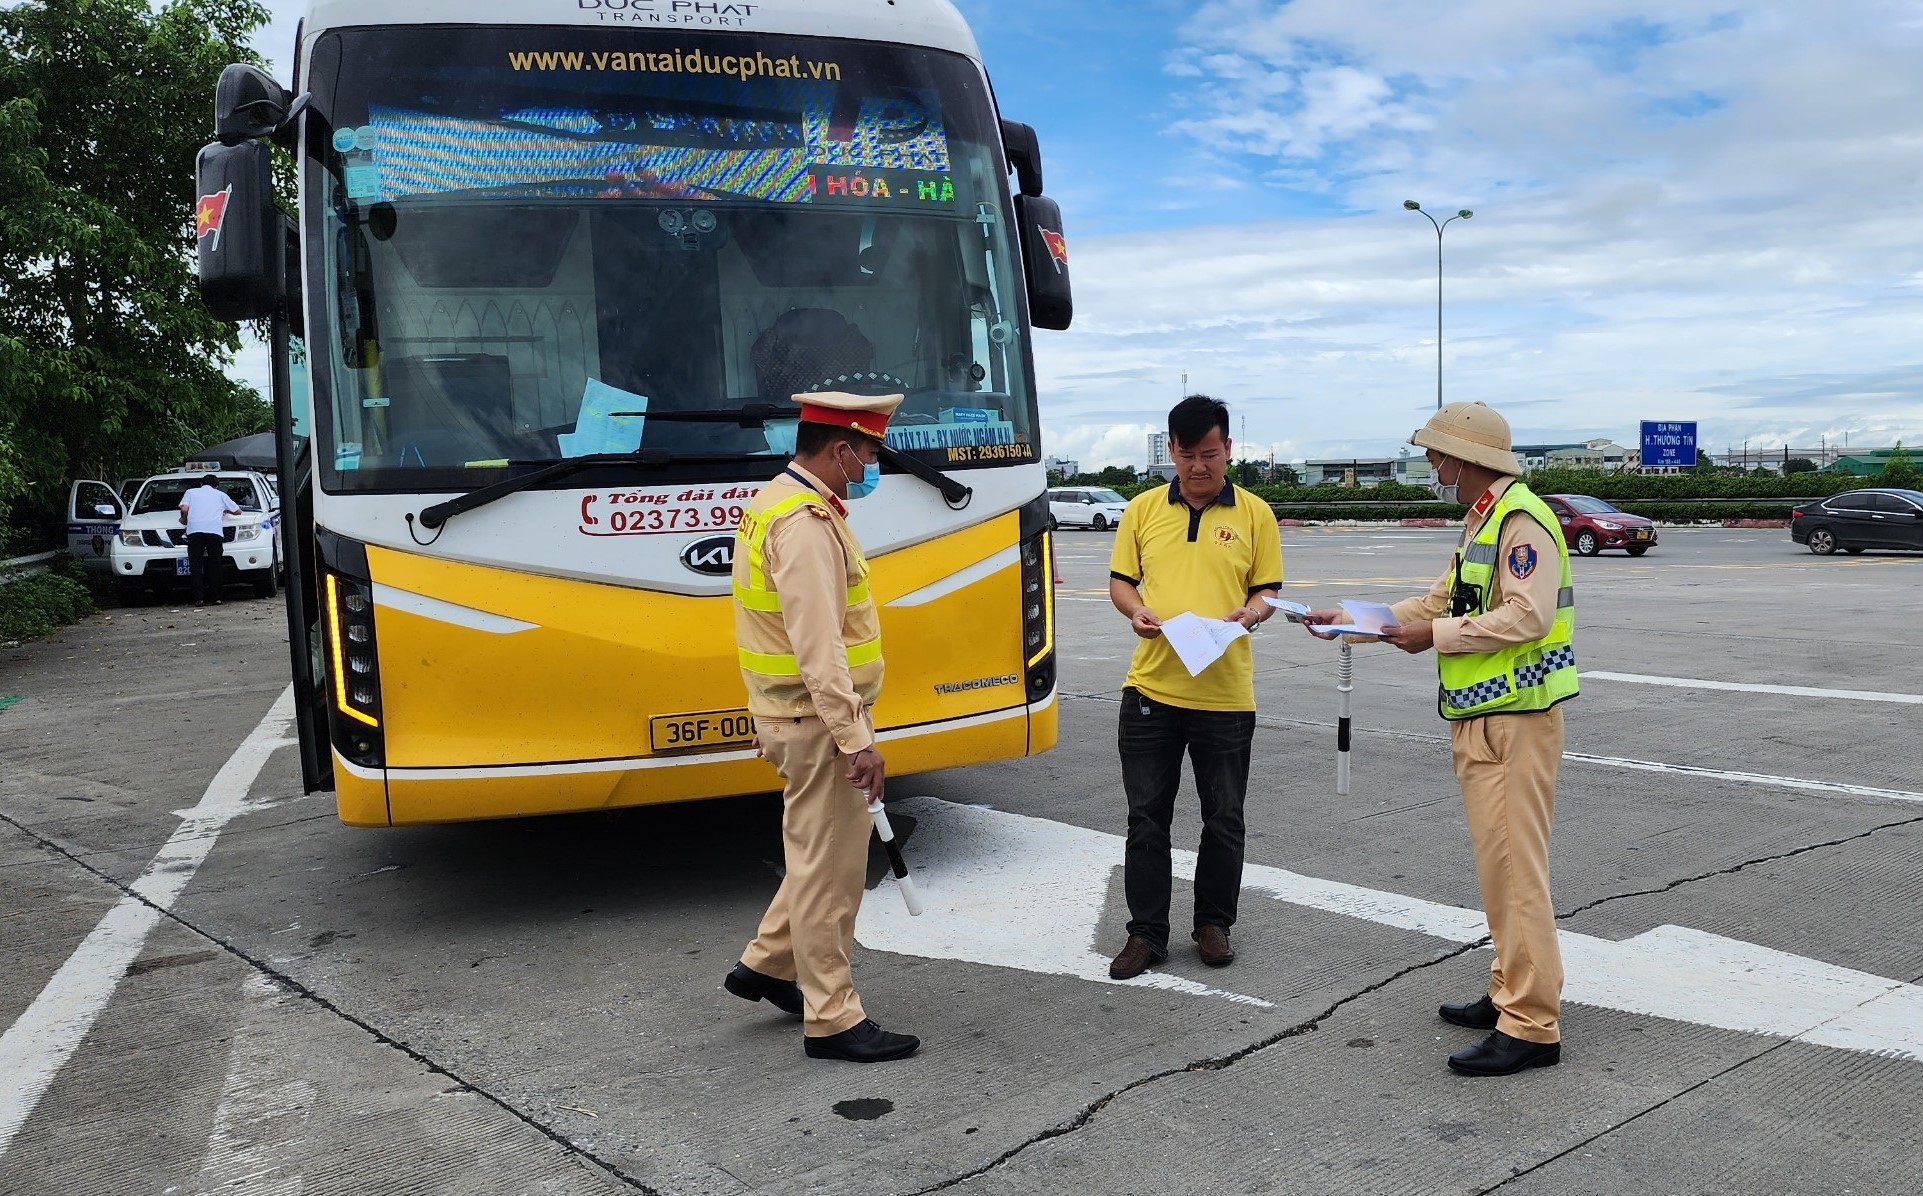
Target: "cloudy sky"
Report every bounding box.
[237,0,1923,470]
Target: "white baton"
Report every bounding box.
[1336,640,1354,795]
[865,793,924,916]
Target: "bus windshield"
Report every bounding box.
[303,28,1037,494]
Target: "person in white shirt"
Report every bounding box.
[178,475,241,606]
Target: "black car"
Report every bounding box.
[1790,488,1923,554]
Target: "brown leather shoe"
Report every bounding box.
[1108,935,1165,980]
[1194,924,1235,966]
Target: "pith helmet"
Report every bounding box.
[1411,402,1520,476]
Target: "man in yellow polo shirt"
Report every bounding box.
[1107,395,1284,979]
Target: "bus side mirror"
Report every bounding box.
[196,138,281,321]
[1015,194,1072,330]
[216,64,290,145]
[1001,120,1044,197]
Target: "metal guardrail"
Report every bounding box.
[0,550,58,584]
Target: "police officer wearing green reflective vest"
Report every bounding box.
[1306,401,1577,1077]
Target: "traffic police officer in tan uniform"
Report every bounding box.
[722,390,919,1064]
[1307,401,1577,1076]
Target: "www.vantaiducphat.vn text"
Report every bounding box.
[507,48,841,81]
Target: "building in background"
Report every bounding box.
[1300,458,1399,486]
[1820,449,1909,477]
[1544,440,1630,471]
[1511,442,1586,472]
[1146,432,1170,472]
[1393,455,1434,487]
[1043,455,1080,478]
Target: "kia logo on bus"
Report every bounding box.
[680,535,734,575]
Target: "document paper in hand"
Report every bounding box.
[1159,611,1251,677]
[1261,596,1314,622]
[1320,599,1400,638]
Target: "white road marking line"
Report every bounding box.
[0,687,295,1159]
[1586,671,1923,705]
[859,799,1923,1062]
[1564,753,1923,804]
[193,973,313,1196]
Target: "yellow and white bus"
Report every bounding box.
[195,0,1074,825]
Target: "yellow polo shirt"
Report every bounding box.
[1110,482,1284,711]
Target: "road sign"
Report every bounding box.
[1641,421,1698,468]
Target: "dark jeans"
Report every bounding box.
[1118,687,1256,953]
[186,532,224,602]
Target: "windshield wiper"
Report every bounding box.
[416,450,769,529]
[880,443,972,508]
[613,405,970,506]
[609,403,800,427]
[418,437,973,529]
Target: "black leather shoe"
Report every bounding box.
[804,1018,920,1062]
[1108,935,1166,980]
[1439,993,1499,1030]
[723,962,803,1017]
[1448,1030,1561,1076]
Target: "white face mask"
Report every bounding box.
[1429,456,1462,505]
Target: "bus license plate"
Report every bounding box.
[650,710,756,752]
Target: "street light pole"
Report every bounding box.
[1403,201,1473,411]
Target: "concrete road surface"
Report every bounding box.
[2,526,1920,1195]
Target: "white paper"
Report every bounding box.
[1159,611,1251,677]
[1316,599,1401,638]
[1261,596,1314,622]
[1337,600,1399,633]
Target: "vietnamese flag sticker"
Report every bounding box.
[196,185,233,250]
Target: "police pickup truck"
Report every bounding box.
[69,468,282,601]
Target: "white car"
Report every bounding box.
[72,471,283,601]
[1047,487,1130,531]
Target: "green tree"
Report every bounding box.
[1877,442,1919,490]
[1094,465,1137,488]
[0,0,273,543]
[1783,457,1817,475]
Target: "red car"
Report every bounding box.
[1542,493,1658,556]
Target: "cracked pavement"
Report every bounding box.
[3,528,1920,1195]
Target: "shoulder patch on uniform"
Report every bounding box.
[805,504,833,519]
[1508,544,1539,579]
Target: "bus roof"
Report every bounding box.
[302,0,982,61]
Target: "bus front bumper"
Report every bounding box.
[334,690,1058,827]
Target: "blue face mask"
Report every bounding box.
[839,447,881,499]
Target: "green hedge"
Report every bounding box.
[0,570,95,642]
[1264,500,1794,523]
[1610,501,1794,522]
[1120,480,1439,503]
[1272,503,1467,522]
[1522,469,1853,500]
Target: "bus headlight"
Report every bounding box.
[1020,528,1056,696]
[324,571,384,767]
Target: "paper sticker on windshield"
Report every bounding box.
[1508,544,1538,579]
[345,163,384,201]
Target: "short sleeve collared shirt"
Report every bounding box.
[1110,482,1284,711]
